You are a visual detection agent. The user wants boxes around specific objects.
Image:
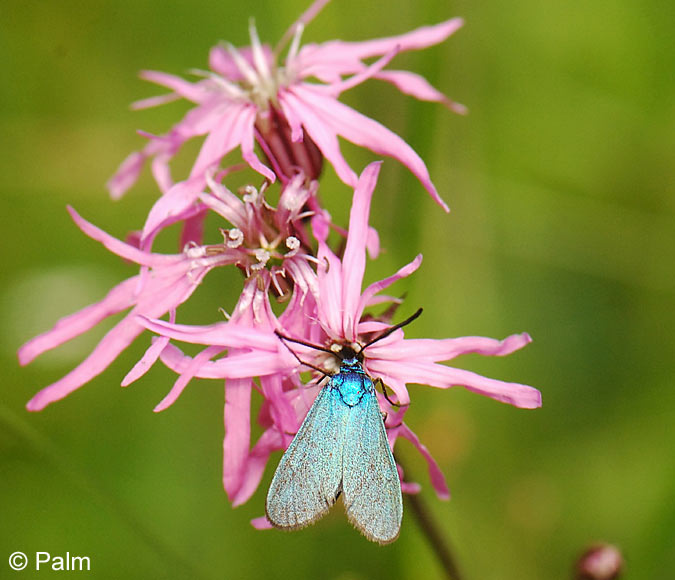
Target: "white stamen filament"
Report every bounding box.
[283,23,305,83]
[295,210,315,221]
[301,253,323,266]
[190,68,248,100]
[287,23,304,64]
[271,268,286,296]
[248,19,272,85]
[225,42,260,87]
[210,76,248,100]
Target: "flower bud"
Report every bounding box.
[575,543,623,580]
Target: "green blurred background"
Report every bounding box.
[2,0,673,578]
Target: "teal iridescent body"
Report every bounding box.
[265,346,403,544]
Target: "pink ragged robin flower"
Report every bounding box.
[18,174,322,412]
[137,163,541,509]
[108,0,465,244]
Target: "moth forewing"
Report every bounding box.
[265,386,345,529]
[341,390,403,544]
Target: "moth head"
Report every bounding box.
[330,342,362,364]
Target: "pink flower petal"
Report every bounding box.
[138,316,279,350]
[190,102,255,178]
[150,151,175,194]
[209,45,245,80]
[177,99,233,138]
[122,334,170,386]
[107,130,185,198]
[130,93,180,111]
[122,310,176,387]
[375,359,542,409]
[106,152,146,199]
[259,374,300,437]
[366,225,380,259]
[240,119,276,182]
[316,248,346,339]
[369,333,533,362]
[25,317,148,411]
[139,70,211,103]
[395,423,450,500]
[400,481,422,495]
[179,211,207,248]
[325,46,399,97]
[341,162,381,340]
[278,90,358,188]
[67,206,179,267]
[223,377,253,501]
[374,70,468,114]
[158,344,292,380]
[393,453,422,494]
[297,18,463,80]
[290,85,448,211]
[154,345,225,412]
[231,426,284,507]
[251,516,274,530]
[199,188,247,231]
[140,176,207,242]
[18,277,138,366]
[355,254,423,325]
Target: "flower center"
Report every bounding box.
[217,20,304,111]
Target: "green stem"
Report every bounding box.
[406,484,464,580]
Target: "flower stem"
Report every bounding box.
[405,484,464,580]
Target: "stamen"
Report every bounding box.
[301,253,323,266]
[225,42,260,87]
[296,210,315,220]
[251,248,271,270]
[190,68,248,100]
[184,243,207,258]
[226,228,244,248]
[242,185,258,203]
[283,23,305,82]
[248,19,272,83]
[271,268,288,298]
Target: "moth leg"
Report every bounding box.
[374,377,406,409]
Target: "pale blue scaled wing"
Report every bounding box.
[266,385,346,529]
[342,390,403,544]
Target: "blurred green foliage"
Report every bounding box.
[2,0,673,578]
